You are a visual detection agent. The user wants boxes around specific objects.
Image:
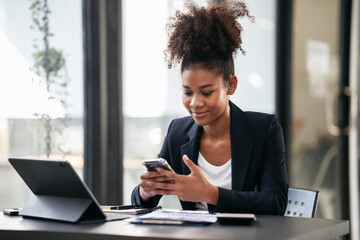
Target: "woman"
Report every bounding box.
[131,0,288,215]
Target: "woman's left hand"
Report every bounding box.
[147,155,219,205]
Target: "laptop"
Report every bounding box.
[8,157,127,223]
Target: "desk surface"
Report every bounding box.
[0,213,349,240]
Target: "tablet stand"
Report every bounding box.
[20,195,106,223]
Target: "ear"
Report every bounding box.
[227,75,238,95]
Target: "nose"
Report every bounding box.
[190,94,204,108]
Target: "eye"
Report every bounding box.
[202,91,213,97]
[183,91,192,96]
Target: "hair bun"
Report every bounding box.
[165,1,254,68]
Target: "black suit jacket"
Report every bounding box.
[132,101,288,215]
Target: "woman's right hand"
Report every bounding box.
[139,170,174,201]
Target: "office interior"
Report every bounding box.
[0,0,358,239]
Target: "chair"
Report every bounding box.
[284,187,319,218]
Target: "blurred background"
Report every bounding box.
[0,0,358,239]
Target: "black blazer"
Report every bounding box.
[132,101,288,215]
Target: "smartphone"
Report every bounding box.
[142,158,174,172]
[216,213,256,225]
[3,208,21,216]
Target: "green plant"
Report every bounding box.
[29,0,70,158]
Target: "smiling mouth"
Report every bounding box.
[191,111,209,118]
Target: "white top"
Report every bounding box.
[195,152,232,210]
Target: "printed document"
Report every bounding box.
[130,208,217,225]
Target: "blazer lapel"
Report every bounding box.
[230,102,254,191]
[178,102,254,191]
[179,122,203,210]
[180,122,203,175]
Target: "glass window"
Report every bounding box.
[122,0,276,206]
[290,0,341,219]
[232,0,276,113]
[0,0,83,210]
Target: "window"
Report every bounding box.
[290,0,341,219]
[0,0,83,210]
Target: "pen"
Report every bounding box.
[106,205,141,210]
[150,206,162,211]
[130,206,162,214]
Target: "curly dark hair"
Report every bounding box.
[165,0,254,82]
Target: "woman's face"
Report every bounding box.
[181,68,232,127]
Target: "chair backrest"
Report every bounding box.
[284,187,319,218]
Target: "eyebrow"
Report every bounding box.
[182,84,215,89]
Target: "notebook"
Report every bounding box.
[8,157,127,223]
